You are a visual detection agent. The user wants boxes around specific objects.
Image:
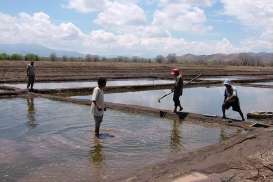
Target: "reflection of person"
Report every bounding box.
[171,68,184,113]
[170,120,181,151]
[27,96,36,127]
[26,61,35,91]
[90,139,104,165]
[91,78,107,138]
[222,80,245,121]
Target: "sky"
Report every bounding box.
[0,0,272,57]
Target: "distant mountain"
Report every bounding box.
[177,52,273,64]
[0,43,84,57]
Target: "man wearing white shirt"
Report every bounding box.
[222,79,245,121]
[91,78,107,138]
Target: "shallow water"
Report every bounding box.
[0,97,237,181]
[3,79,174,90]
[201,75,271,81]
[74,86,273,120]
[251,81,273,86]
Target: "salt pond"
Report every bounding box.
[251,81,273,86]
[200,75,272,81]
[3,79,174,90]
[74,86,273,120]
[0,97,237,181]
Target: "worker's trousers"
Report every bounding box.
[94,115,103,135]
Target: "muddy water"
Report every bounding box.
[74,86,273,120]
[0,97,237,181]
[3,79,173,90]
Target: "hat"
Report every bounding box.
[223,79,231,86]
[171,68,180,76]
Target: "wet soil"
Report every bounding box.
[1,61,273,83]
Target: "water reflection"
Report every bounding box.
[0,97,239,181]
[4,79,174,90]
[27,96,37,128]
[90,138,104,167]
[170,119,182,151]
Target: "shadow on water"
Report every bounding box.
[26,96,38,128]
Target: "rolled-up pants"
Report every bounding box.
[94,115,103,135]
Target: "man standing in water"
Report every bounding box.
[171,68,183,113]
[91,78,107,138]
[222,79,245,121]
[26,61,35,91]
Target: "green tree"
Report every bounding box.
[0,53,10,60]
[10,53,23,60]
[25,53,39,61]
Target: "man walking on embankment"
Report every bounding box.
[222,79,245,121]
[171,68,184,113]
[26,61,35,91]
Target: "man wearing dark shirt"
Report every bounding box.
[26,61,35,91]
[171,68,183,113]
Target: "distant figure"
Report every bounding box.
[171,68,184,113]
[26,61,35,91]
[222,79,245,121]
[91,78,107,138]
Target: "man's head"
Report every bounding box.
[30,61,34,66]
[171,68,180,77]
[224,79,232,89]
[98,77,107,88]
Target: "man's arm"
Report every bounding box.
[92,100,102,111]
[26,65,30,76]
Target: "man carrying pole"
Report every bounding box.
[171,68,183,113]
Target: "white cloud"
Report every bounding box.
[0,12,85,50]
[95,1,147,27]
[221,0,273,52]
[153,3,212,33]
[159,0,214,7]
[65,0,139,13]
[0,11,241,57]
[86,30,240,56]
[66,0,108,13]
[221,0,273,27]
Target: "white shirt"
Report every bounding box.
[225,86,237,98]
[91,87,104,116]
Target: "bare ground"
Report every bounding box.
[1,61,273,82]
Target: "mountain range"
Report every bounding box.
[0,44,273,64]
[0,44,83,57]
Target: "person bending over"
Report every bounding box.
[222,79,245,121]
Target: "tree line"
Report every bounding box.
[0,53,39,61]
[1,52,273,66]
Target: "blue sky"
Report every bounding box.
[0,0,272,57]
